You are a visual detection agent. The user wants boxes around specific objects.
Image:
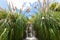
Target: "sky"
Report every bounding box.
[0,0,60,18]
[0,0,41,18]
[56,0,60,2]
[0,0,8,9]
[0,0,60,9]
[0,0,38,9]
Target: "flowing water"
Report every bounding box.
[25,24,37,40]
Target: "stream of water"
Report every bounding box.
[25,24,37,40]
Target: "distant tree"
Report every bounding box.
[49,2,58,10]
[54,4,60,11]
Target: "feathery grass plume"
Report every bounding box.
[0,10,28,40]
[33,11,60,40]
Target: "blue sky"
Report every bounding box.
[0,0,8,9]
[0,0,60,10]
[56,0,60,2]
[0,0,60,18]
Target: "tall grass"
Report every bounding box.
[0,10,28,40]
[33,11,60,40]
[0,10,60,40]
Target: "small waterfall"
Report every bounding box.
[25,23,37,40]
